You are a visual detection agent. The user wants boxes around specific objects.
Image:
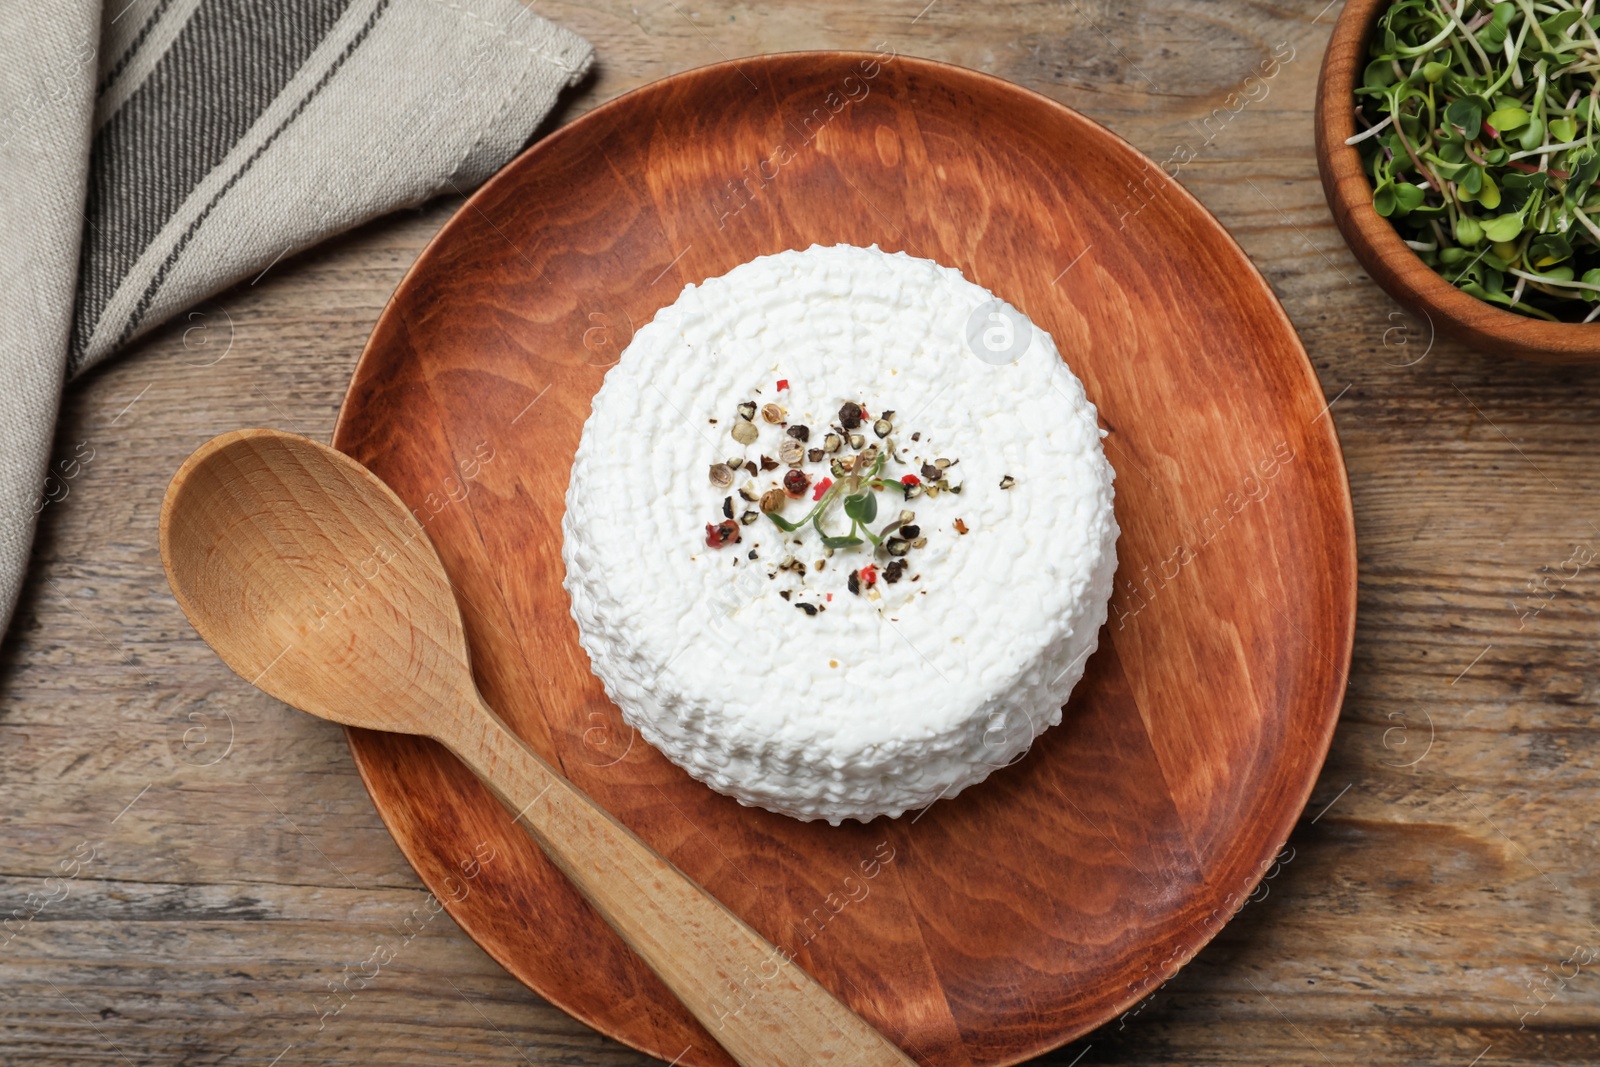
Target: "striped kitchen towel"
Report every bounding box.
[0,0,592,637]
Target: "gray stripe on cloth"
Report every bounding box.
[94,0,208,128]
[70,0,357,372]
[96,0,175,97]
[110,0,391,359]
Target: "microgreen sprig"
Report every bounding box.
[1352,0,1600,321]
[767,449,901,550]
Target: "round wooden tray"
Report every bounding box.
[331,51,1356,1067]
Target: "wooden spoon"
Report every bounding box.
[159,428,915,1067]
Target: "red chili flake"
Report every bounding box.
[776,379,789,390]
[900,474,920,486]
[705,520,741,548]
[860,563,878,586]
[812,476,833,501]
[826,593,833,602]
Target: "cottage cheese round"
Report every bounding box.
[562,244,1117,824]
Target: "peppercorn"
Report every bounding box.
[705,520,740,547]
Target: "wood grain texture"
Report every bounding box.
[328,51,1354,1067]
[5,2,1600,1065]
[158,429,916,1067]
[1314,0,1600,362]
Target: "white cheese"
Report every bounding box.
[562,244,1118,824]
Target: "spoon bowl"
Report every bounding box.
[160,429,468,736]
[159,428,914,1067]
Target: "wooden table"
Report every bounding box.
[5,1,1598,1063]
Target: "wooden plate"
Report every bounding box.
[331,51,1356,1067]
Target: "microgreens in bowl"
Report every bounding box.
[1350,0,1600,322]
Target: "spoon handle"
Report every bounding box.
[442,701,917,1067]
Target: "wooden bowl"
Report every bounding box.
[333,51,1357,1066]
[1315,0,1600,363]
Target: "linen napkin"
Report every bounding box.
[0,0,592,639]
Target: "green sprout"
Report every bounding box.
[766,449,907,551]
[1352,0,1600,321]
